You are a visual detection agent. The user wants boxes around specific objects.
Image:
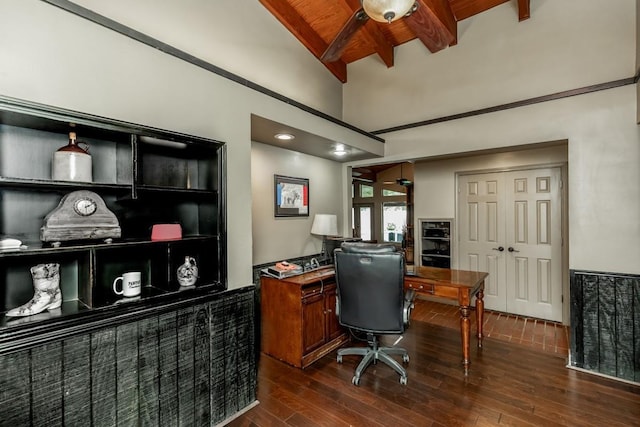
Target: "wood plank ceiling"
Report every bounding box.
[259,0,530,82]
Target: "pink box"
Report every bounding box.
[151,224,182,241]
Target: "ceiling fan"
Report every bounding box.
[321,0,436,62]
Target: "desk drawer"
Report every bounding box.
[405,281,434,294]
[301,280,335,298]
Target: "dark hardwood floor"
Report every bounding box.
[229,300,640,427]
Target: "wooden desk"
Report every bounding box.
[404,266,487,372]
[261,266,487,371]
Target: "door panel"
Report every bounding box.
[458,173,507,311]
[324,285,342,341]
[302,293,326,353]
[505,168,562,321]
[458,168,563,321]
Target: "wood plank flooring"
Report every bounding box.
[229,299,640,426]
[411,299,569,358]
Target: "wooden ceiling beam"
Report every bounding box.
[450,0,508,21]
[406,0,457,53]
[450,0,530,22]
[517,0,531,21]
[258,0,348,82]
[343,0,394,67]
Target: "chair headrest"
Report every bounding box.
[340,242,398,254]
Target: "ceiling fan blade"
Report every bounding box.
[321,9,368,62]
[404,0,455,53]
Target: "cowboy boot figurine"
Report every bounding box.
[6,263,62,317]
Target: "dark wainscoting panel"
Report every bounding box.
[570,270,640,383]
[0,288,257,426]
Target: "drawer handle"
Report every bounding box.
[408,283,434,294]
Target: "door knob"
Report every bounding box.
[492,246,504,252]
[508,247,520,253]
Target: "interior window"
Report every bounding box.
[353,204,373,241]
[359,184,374,198]
[382,188,405,196]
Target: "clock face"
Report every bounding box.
[73,197,98,216]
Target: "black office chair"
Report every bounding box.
[334,242,415,385]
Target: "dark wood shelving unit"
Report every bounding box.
[0,98,255,427]
[0,96,227,332]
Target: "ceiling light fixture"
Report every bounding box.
[333,144,347,156]
[362,0,416,23]
[274,133,295,141]
[396,162,413,186]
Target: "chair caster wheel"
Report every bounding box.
[337,355,343,363]
[352,376,360,386]
[402,354,409,363]
[400,376,407,385]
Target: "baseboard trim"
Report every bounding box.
[566,365,640,387]
[216,400,260,426]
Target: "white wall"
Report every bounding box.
[69,0,344,118]
[251,143,343,265]
[350,84,640,275]
[344,0,635,131]
[0,0,378,289]
[343,1,640,276]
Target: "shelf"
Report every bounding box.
[0,176,131,192]
[0,96,226,331]
[0,284,230,355]
[135,185,217,198]
[0,300,91,329]
[0,235,217,258]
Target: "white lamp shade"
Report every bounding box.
[362,0,415,23]
[311,214,338,236]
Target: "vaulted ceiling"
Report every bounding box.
[259,0,531,82]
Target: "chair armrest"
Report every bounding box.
[403,289,416,325]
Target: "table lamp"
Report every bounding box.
[310,214,338,261]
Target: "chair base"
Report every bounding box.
[337,344,409,385]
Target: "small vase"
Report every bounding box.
[177,256,198,287]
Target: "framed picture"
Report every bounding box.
[274,175,309,217]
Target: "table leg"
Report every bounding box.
[460,305,471,372]
[476,287,484,348]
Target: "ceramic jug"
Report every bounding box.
[177,256,198,287]
[52,131,92,182]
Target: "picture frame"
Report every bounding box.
[274,175,309,217]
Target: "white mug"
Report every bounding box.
[113,271,142,297]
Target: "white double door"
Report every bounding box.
[457,167,563,321]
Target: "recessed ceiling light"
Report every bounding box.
[333,145,347,156]
[274,133,295,141]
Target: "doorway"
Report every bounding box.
[457,167,564,322]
